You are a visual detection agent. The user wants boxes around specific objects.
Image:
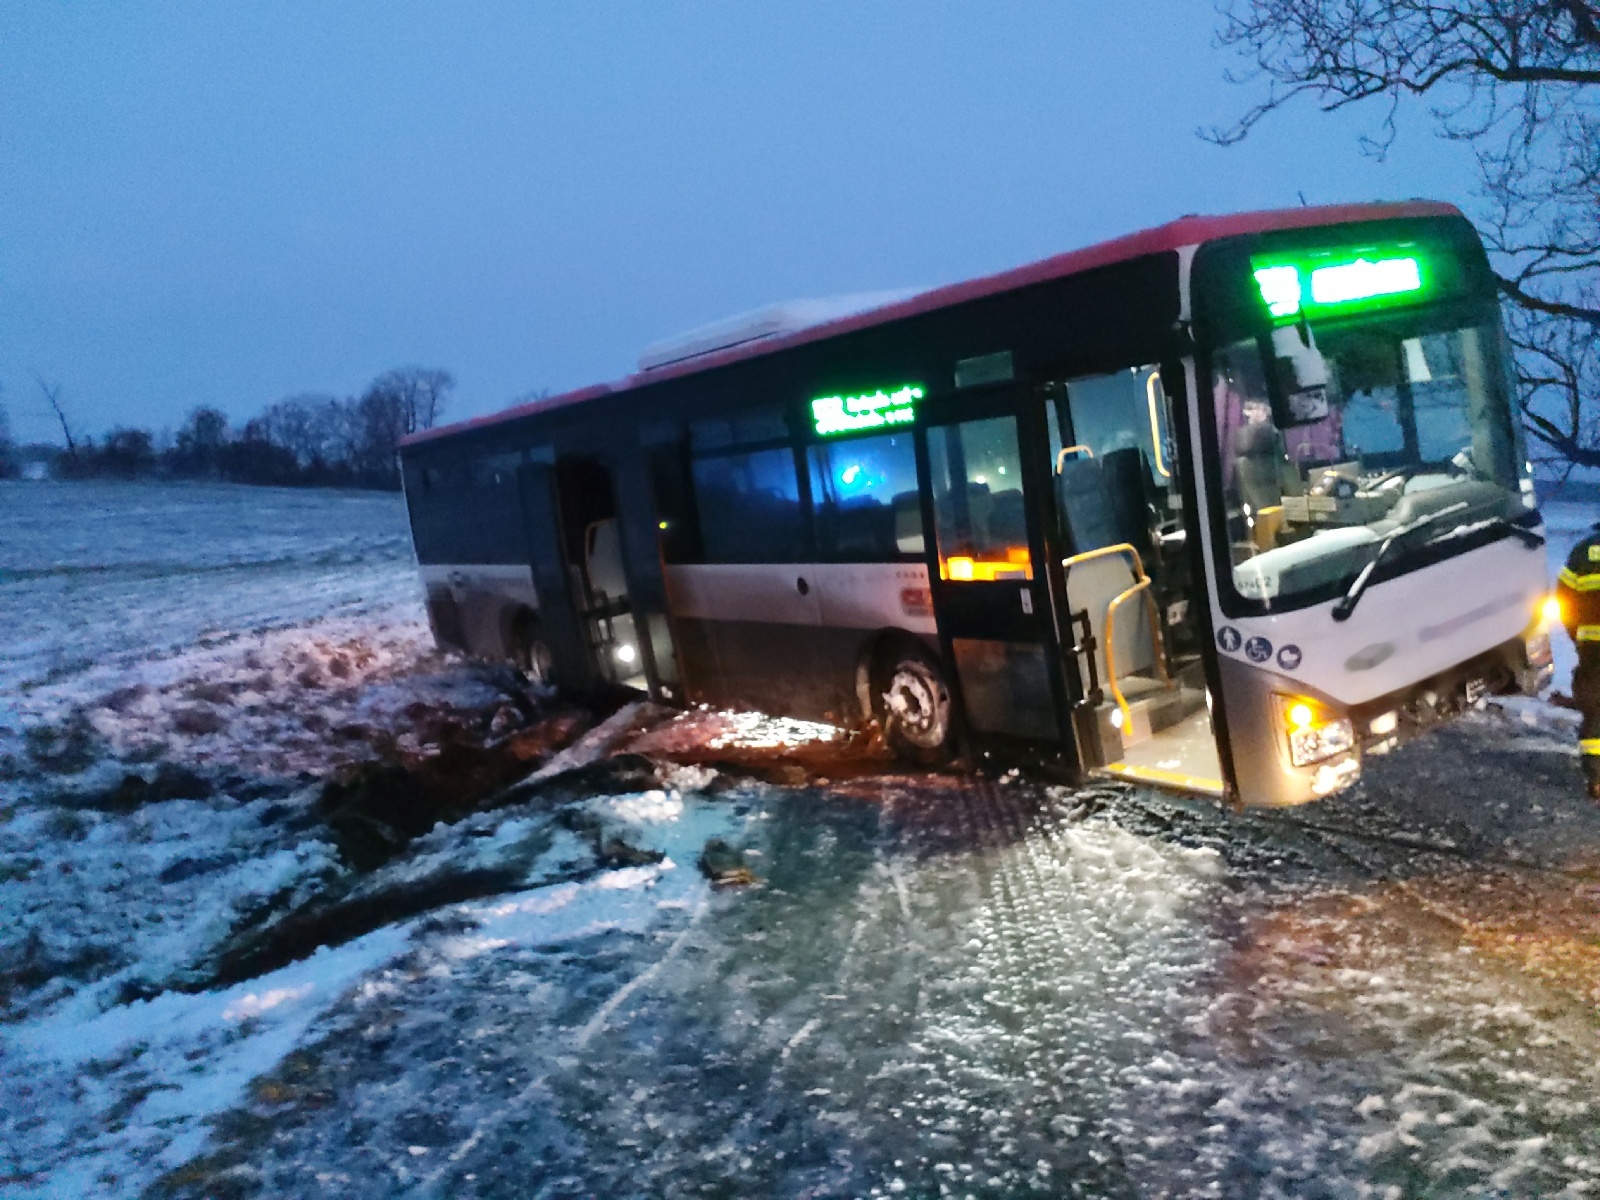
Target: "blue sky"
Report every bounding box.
[0,3,1480,444]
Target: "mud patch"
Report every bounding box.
[199,743,695,992]
[206,865,535,989]
[313,707,596,871]
[623,707,896,786]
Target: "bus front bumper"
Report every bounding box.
[1225,632,1544,809]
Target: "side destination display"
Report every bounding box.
[812,384,925,437]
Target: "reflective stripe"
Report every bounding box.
[1590,544,1600,563]
[1580,625,1600,643]
[1560,566,1600,592]
[1583,738,1600,757]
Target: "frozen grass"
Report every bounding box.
[1,786,741,1197]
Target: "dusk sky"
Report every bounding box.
[2,3,1482,445]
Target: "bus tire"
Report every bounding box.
[873,644,954,764]
[509,611,555,687]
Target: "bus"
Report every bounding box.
[399,201,1555,808]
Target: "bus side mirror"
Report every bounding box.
[1269,324,1332,426]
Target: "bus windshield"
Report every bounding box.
[1208,306,1530,612]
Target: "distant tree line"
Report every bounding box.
[6,368,451,490]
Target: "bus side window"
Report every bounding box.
[807,433,922,560]
[689,446,807,563]
[928,418,1032,581]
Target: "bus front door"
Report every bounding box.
[1044,367,1227,797]
[922,413,1068,748]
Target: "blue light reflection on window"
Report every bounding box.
[808,434,923,559]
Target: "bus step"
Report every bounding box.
[1107,683,1206,747]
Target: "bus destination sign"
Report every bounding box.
[811,384,925,437]
[1252,250,1427,322]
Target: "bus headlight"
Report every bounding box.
[1279,695,1355,768]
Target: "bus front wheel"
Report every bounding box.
[875,647,953,764]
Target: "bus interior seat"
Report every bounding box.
[1056,447,1204,744]
[934,483,995,552]
[1100,446,1154,562]
[1057,452,1155,685]
[1065,554,1157,696]
[1056,454,1120,553]
[985,488,1029,552]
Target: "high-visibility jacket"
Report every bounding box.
[1557,524,1600,647]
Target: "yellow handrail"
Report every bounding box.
[1145,371,1171,479]
[1103,578,1173,730]
[1054,444,1094,472]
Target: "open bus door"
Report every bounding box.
[516,456,653,693]
[1039,366,1231,799]
[920,403,1072,750]
[516,459,596,691]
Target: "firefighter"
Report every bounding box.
[1556,519,1600,801]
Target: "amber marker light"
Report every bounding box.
[1542,595,1562,627]
[1278,694,1355,768]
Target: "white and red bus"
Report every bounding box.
[400,201,1554,807]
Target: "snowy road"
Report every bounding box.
[2,484,1598,1199]
[124,732,1600,1200]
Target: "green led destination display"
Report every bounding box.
[1252,251,1428,321]
[811,384,925,437]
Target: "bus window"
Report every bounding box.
[807,433,922,560]
[690,447,807,563]
[1064,367,1168,484]
[690,405,789,453]
[1211,314,1525,609]
[928,418,1032,581]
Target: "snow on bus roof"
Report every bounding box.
[403,199,1460,449]
[636,290,925,372]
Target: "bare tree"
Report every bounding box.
[365,367,453,437]
[255,395,327,468]
[311,397,363,471]
[351,368,454,487]
[34,374,78,458]
[1211,0,1600,470]
[170,406,231,478]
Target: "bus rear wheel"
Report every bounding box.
[875,646,953,764]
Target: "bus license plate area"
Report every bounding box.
[1358,653,1515,756]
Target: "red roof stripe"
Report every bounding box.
[403,200,1460,448]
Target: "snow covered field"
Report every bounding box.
[1,482,1598,1199]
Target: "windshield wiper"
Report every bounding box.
[1421,512,1546,551]
[1491,516,1546,549]
[1331,501,1470,622]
